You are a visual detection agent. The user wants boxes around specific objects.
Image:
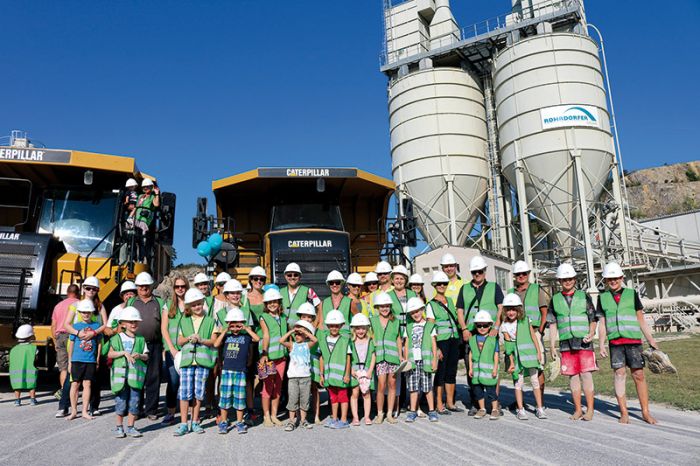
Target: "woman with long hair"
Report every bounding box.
[160,274,189,425]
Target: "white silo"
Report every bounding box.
[493,32,614,258]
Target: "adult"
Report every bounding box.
[107,281,137,331]
[345,273,368,317]
[279,262,321,327]
[408,274,426,302]
[321,270,355,334]
[439,253,464,305]
[427,271,460,415]
[362,272,379,305]
[193,272,214,316]
[134,178,160,262]
[212,271,232,316]
[387,264,416,416]
[243,266,266,325]
[130,271,165,419]
[508,260,549,404]
[597,262,658,425]
[456,255,504,415]
[51,284,79,417]
[161,274,188,425]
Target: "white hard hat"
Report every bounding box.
[284,263,302,274]
[120,281,137,294]
[364,272,378,283]
[83,276,100,289]
[602,262,624,279]
[125,178,138,188]
[119,306,142,322]
[375,261,392,274]
[296,302,317,317]
[215,272,232,284]
[391,265,409,277]
[263,288,283,302]
[193,272,209,285]
[512,260,531,274]
[474,310,494,324]
[15,324,34,339]
[326,270,345,284]
[408,273,424,285]
[295,319,316,335]
[184,288,205,304]
[350,313,370,327]
[248,266,267,278]
[406,296,426,314]
[325,309,346,325]
[225,307,246,322]
[223,279,243,293]
[556,263,577,279]
[346,272,363,286]
[76,299,96,313]
[440,253,457,266]
[431,271,449,284]
[502,293,523,307]
[373,291,393,307]
[141,178,154,187]
[470,256,488,272]
[134,272,154,286]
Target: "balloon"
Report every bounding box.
[263,284,279,292]
[208,233,223,254]
[197,240,212,258]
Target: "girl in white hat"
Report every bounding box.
[349,313,375,425]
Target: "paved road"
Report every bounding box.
[1,375,698,466]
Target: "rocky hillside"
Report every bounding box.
[625,161,700,220]
[154,264,207,301]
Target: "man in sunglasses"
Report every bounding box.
[280,263,321,327]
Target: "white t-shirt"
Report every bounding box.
[326,335,352,355]
[407,321,437,361]
[501,321,517,341]
[288,342,311,378]
[118,332,150,355]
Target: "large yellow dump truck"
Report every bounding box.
[0,141,176,372]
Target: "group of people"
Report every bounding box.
[9,253,660,438]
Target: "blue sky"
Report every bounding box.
[2,0,699,264]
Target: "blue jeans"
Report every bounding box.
[163,351,180,410]
[115,386,141,416]
[472,384,497,404]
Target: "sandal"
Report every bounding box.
[351,419,360,426]
[284,422,295,432]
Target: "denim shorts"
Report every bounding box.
[115,386,141,416]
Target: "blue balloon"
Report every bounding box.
[208,233,223,255]
[197,240,212,258]
[263,284,279,292]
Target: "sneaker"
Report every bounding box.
[446,405,464,413]
[417,408,426,418]
[535,408,548,420]
[516,409,529,421]
[489,409,500,421]
[55,409,68,418]
[146,414,158,421]
[218,422,229,434]
[428,411,439,422]
[437,408,451,415]
[14,400,21,407]
[284,421,295,432]
[300,420,313,430]
[30,398,38,406]
[235,422,248,434]
[405,411,418,423]
[161,413,176,426]
[374,412,385,425]
[91,409,102,417]
[324,418,337,428]
[114,426,126,438]
[332,420,350,429]
[126,426,143,438]
[467,407,478,416]
[473,409,487,419]
[173,423,189,437]
[386,415,398,424]
[191,422,205,434]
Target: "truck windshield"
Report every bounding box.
[37,189,118,257]
[271,204,344,231]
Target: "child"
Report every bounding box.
[370,292,403,424]
[501,293,546,420]
[281,320,317,431]
[318,310,352,429]
[213,308,260,435]
[107,307,148,438]
[259,288,288,427]
[468,310,499,420]
[349,313,375,426]
[174,288,219,436]
[68,299,102,420]
[10,324,37,406]
[403,297,439,423]
[297,302,322,424]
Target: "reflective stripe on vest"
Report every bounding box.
[109,334,147,393]
[370,316,400,364]
[318,334,350,388]
[9,343,37,390]
[515,317,539,368]
[468,336,498,386]
[600,289,642,340]
[462,282,498,330]
[178,315,217,368]
[322,295,352,336]
[429,299,458,341]
[406,321,436,373]
[552,290,590,340]
[261,313,288,360]
[508,284,542,326]
[281,285,309,327]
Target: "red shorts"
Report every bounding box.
[327,386,349,404]
[560,349,598,376]
[261,359,286,399]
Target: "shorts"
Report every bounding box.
[114,387,141,416]
[71,361,96,382]
[375,361,398,376]
[560,350,598,376]
[610,343,645,370]
[328,386,349,404]
[219,370,247,410]
[407,361,432,393]
[287,376,311,412]
[262,359,286,399]
[178,366,210,401]
[55,333,70,371]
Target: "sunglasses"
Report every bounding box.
[83,286,98,292]
[250,276,265,282]
[472,270,485,275]
[348,283,360,287]
[174,285,187,289]
[285,273,300,278]
[377,272,389,276]
[365,282,378,286]
[328,281,342,286]
[434,282,448,287]
[475,324,491,329]
[514,272,528,277]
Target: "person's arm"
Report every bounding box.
[343,353,351,384]
[431,335,438,372]
[245,325,261,343]
[96,306,108,335]
[396,335,404,362]
[213,330,227,348]
[305,329,318,347]
[457,307,469,342]
[50,315,57,341]
[368,352,376,378]
[637,310,658,349]
[319,354,325,387]
[492,344,499,378]
[161,311,177,356]
[96,340,102,368]
[467,349,473,378]
[530,324,543,365]
[280,329,295,350]
[491,304,503,337]
[259,318,270,362]
[597,317,608,358]
[507,353,515,373]
[152,188,160,208]
[63,308,80,339]
[538,306,548,334]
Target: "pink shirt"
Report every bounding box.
[52,297,78,334]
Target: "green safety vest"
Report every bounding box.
[178,315,218,368]
[109,334,147,393]
[370,316,400,364]
[508,284,542,327]
[428,299,459,341]
[135,193,156,226]
[163,300,183,350]
[9,343,37,390]
[405,321,436,373]
[599,288,642,340]
[322,295,352,335]
[318,334,350,388]
[552,291,590,340]
[469,336,498,386]
[311,331,322,383]
[281,285,309,327]
[260,313,288,360]
[503,340,520,381]
[462,282,498,331]
[515,317,539,369]
[242,301,264,338]
[388,289,416,330]
[204,295,214,317]
[350,339,375,389]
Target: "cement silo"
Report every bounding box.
[493,33,615,257]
